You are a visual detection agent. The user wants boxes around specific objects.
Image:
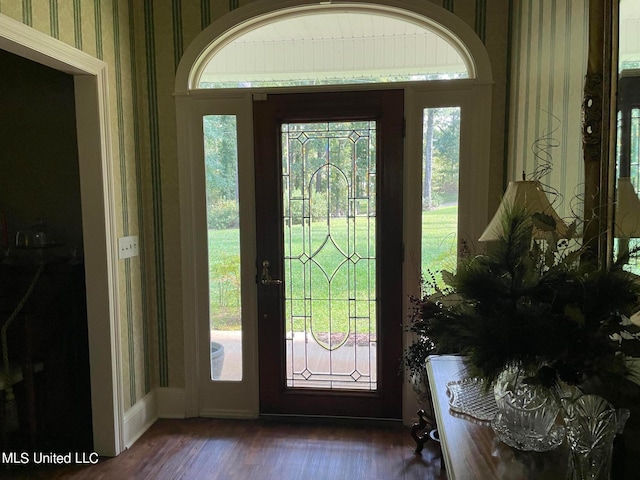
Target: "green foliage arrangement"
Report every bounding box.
[405,208,640,401]
[404,270,451,379]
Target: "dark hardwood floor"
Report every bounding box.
[2,418,446,480]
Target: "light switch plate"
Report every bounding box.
[118,235,139,259]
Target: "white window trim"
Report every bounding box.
[175,0,493,422]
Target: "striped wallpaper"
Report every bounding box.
[508,0,589,223]
[0,0,510,413]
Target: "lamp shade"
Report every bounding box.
[615,177,640,238]
[479,180,570,242]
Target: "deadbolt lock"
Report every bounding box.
[261,260,283,285]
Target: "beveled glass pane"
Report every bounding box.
[282,121,377,390]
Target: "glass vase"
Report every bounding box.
[563,393,629,480]
[492,363,564,451]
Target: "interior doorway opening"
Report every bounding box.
[0,14,124,456]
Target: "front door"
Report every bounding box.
[254,90,404,418]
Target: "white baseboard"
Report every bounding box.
[156,388,256,419]
[157,387,186,419]
[199,408,258,419]
[122,388,187,449]
[123,387,257,448]
[123,391,158,449]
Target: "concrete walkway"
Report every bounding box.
[210,330,377,389]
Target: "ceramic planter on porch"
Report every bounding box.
[210,341,225,379]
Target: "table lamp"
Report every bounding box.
[479,180,570,242]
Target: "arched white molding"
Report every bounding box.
[175,0,494,422]
[0,14,124,456]
[175,0,493,94]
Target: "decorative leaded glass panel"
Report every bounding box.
[282,121,377,390]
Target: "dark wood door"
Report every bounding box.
[254,89,404,418]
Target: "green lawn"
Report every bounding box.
[420,204,459,277]
[208,204,458,332]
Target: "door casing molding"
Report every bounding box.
[0,13,124,456]
[175,0,493,421]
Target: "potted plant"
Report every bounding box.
[211,341,225,379]
[403,271,452,405]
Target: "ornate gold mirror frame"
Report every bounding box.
[582,0,617,267]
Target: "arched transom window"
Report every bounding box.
[194,11,471,89]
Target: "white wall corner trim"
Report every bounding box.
[123,391,158,449]
[157,387,187,419]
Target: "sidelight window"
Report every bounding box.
[204,114,243,381]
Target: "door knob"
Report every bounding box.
[261,260,283,285]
